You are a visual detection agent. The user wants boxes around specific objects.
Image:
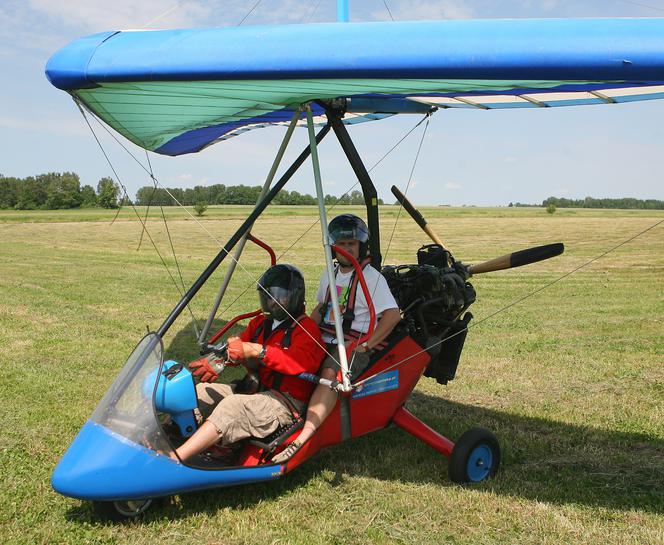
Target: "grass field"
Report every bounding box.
[0,205,662,545]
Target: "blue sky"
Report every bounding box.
[2,0,664,206]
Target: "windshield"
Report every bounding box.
[91,333,173,455]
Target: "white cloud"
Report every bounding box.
[0,115,87,136]
[27,0,212,31]
[389,0,476,21]
[445,181,462,190]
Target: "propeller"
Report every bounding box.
[390,185,564,275]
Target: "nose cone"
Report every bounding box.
[52,420,176,501]
[52,420,284,501]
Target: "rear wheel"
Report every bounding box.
[449,427,500,484]
[92,498,156,521]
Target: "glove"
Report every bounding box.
[188,357,220,383]
[227,337,247,362]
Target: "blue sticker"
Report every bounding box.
[352,370,399,399]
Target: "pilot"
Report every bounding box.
[174,264,325,463]
[272,214,401,463]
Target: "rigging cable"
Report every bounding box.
[238,0,262,26]
[76,99,202,333]
[354,216,664,387]
[381,113,431,266]
[215,112,434,320]
[77,100,338,363]
[145,150,203,337]
[381,0,396,21]
[300,0,324,23]
[616,0,664,14]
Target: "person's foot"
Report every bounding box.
[271,439,304,464]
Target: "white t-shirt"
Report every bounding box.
[316,265,398,343]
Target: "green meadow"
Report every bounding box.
[0,205,662,545]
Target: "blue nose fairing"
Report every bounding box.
[52,420,282,501]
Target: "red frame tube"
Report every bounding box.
[207,235,274,344]
[331,244,376,351]
[208,309,262,344]
[392,406,454,457]
[247,234,276,266]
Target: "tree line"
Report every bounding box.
[134,185,381,206]
[541,196,664,210]
[508,196,663,209]
[0,173,121,209]
[0,173,382,210]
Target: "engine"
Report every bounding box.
[382,244,476,384]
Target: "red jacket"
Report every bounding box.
[240,314,325,403]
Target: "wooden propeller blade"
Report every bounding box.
[391,185,446,247]
[469,243,564,275]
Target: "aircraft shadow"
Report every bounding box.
[162,390,663,521]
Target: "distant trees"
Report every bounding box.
[1,172,387,210]
[541,196,664,210]
[0,172,81,209]
[97,177,121,209]
[132,183,377,206]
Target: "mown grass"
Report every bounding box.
[0,206,662,544]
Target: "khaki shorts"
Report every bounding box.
[195,382,296,445]
[320,345,371,381]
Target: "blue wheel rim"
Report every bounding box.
[467,444,493,482]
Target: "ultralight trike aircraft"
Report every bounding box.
[45,12,664,520]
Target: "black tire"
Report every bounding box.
[92,498,158,521]
[449,427,500,484]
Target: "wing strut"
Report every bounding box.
[198,107,301,344]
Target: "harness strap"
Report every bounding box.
[318,324,388,351]
[250,314,307,393]
[321,257,372,335]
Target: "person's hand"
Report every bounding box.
[227,337,247,362]
[188,357,219,383]
[345,340,368,353]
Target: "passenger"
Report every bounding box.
[272,214,401,463]
[174,264,325,463]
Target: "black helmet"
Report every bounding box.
[328,214,370,259]
[257,264,305,321]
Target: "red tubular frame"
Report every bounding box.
[392,406,455,457]
[207,235,275,345]
[331,244,376,351]
[247,234,276,266]
[208,309,261,344]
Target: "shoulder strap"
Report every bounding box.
[319,264,339,319]
[250,317,273,344]
[261,314,307,393]
[341,257,372,334]
[281,313,306,349]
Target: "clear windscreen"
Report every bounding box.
[90,333,173,455]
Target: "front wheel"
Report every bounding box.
[448,427,500,484]
[92,498,156,521]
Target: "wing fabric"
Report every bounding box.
[45,19,664,156]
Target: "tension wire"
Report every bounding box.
[354,217,664,387]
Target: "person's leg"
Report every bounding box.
[175,390,292,462]
[299,366,338,443]
[173,420,219,461]
[271,362,338,464]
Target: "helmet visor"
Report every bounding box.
[329,224,369,244]
[258,286,293,321]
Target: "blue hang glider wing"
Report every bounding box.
[45,18,664,156]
